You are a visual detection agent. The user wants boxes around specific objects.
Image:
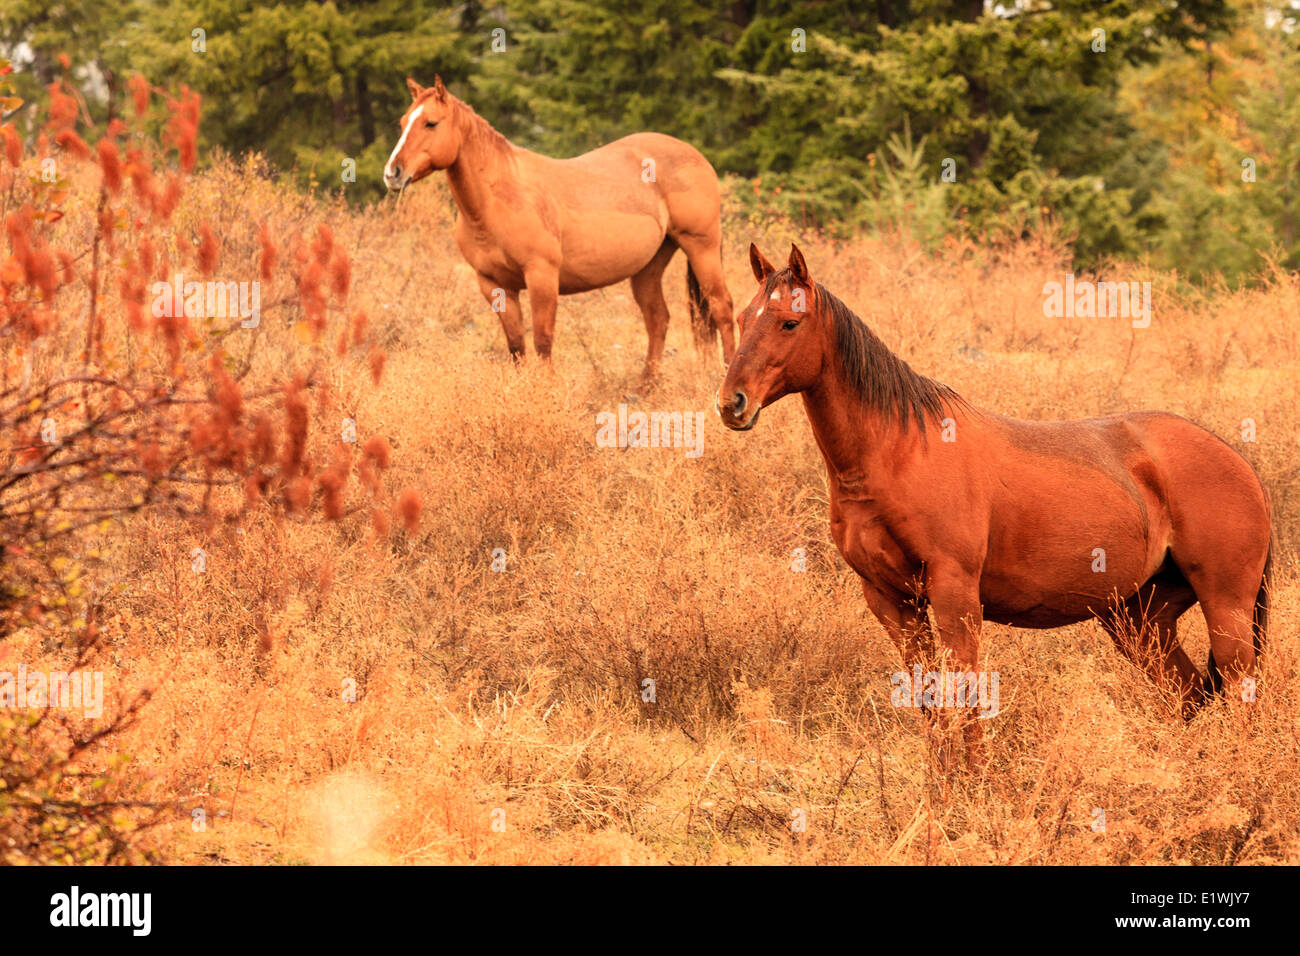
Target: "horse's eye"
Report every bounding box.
[424,120,438,129]
[782,320,799,331]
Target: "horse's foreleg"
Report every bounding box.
[861,578,967,766]
[924,565,987,771]
[524,263,560,362]
[475,274,525,360]
[861,578,932,665]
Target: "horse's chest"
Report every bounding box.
[455,222,524,288]
[829,500,919,594]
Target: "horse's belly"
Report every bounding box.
[558,209,667,292]
[977,572,1123,632]
[551,195,670,291]
[978,524,1155,626]
[982,600,1095,629]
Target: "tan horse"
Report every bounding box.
[718,244,1273,766]
[384,76,736,379]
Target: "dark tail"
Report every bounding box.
[687,264,715,347]
[1254,538,1271,660]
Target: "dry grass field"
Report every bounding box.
[7,154,1300,866]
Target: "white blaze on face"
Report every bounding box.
[385,105,423,182]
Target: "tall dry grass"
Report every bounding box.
[7,151,1300,865]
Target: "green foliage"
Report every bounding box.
[119,1,478,198]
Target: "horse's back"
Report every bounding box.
[515,132,724,286]
[577,131,713,168]
[990,409,1265,537]
[969,409,1266,624]
[557,133,721,210]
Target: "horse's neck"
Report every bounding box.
[446,108,513,227]
[801,373,904,493]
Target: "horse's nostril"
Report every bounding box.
[733,391,747,414]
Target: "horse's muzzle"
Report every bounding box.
[716,389,761,431]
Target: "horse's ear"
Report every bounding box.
[788,244,809,284]
[749,243,775,283]
[406,77,424,101]
[432,75,448,102]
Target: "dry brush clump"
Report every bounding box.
[4,69,1299,864]
[0,71,416,863]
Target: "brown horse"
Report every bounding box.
[383,76,736,379]
[718,243,1272,764]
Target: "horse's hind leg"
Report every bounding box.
[1143,416,1270,700]
[1100,577,1203,718]
[1197,593,1260,703]
[629,238,679,383]
[1170,537,1266,702]
[672,230,736,362]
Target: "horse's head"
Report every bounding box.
[383,76,462,191]
[716,243,826,431]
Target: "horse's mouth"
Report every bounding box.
[717,402,761,432]
[383,168,413,193]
